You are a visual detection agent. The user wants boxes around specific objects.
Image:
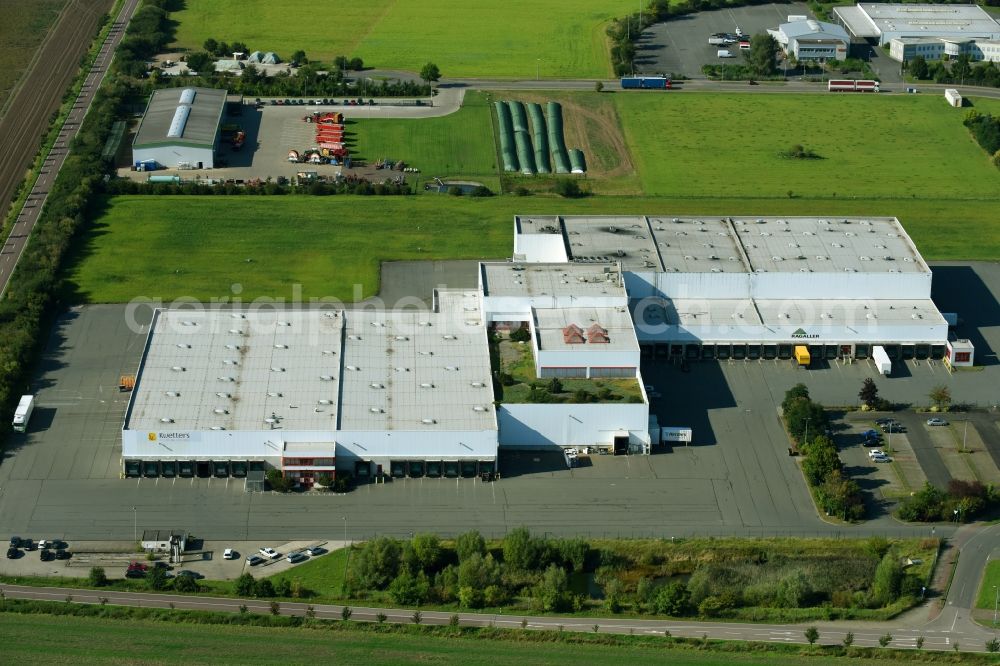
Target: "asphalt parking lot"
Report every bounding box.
[1,263,997,541]
[637,3,812,78]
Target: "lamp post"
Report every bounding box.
[536,59,540,81]
[342,515,348,546]
[963,419,969,453]
[804,416,811,446]
[131,506,137,542]
[994,585,998,627]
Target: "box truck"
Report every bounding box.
[794,345,811,367]
[12,394,34,433]
[620,76,672,90]
[872,345,891,375]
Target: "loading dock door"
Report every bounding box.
[461,461,478,478]
[124,460,141,478]
[230,461,248,477]
[161,461,177,477]
[613,435,629,456]
[142,461,159,478]
[444,461,459,478]
[196,462,211,478]
[426,461,442,478]
[213,461,230,477]
[179,461,194,478]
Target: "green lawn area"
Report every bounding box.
[0,611,925,665]
[350,92,498,190]
[67,193,1000,304]
[493,335,642,404]
[614,93,1000,200]
[170,0,634,78]
[976,559,1000,609]
[270,547,350,599]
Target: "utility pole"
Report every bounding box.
[963,419,969,453]
[994,585,998,627]
[131,505,137,542]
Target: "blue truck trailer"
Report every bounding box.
[620,76,671,90]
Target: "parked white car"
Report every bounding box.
[223,548,236,560]
[259,547,279,559]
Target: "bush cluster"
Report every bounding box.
[898,480,997,523]
[345,529,588,612]
[963,110,1000,167]
[783,385,865,520]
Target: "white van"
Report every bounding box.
[717,49,735,58]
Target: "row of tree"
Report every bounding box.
[783,384,866,520]
[909,55,1000,89]
[898,479,996,522]
[104,177,414,197]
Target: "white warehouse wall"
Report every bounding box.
[482,294,627,323]
[535,348,641,372]
[498,403,650,448]
[750,272,931,300]
[635,321,949,344]
[133,145,214,169]
[333,429,497,462]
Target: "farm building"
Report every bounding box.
[132,87,226,170]
[833,3,1000,46]
[512,216,950,364]
[768,19,850,61]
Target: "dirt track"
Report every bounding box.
[0,0,109,220]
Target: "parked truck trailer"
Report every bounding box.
[620,76,671,90]
[12,394,34,433]
[828,79,879,93]
[872,345,891,375]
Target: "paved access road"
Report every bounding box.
[0,574,989,653]
[0,0,141,299]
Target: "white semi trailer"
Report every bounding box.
[12,394,34,432]
[872,346,891,376]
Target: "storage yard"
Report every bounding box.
[495,100,586,176]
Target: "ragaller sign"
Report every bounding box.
[790,328,819,339]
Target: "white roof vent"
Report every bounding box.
[181,320,197,326]
[216,392,231,398]
[346,365,359,371]
[228,329,243,335]
[176,343,191,349]
[166,105,191,138]
[274,344,288,349]
[322,350,336,355]
[319,375,335,381]
[394,335,409,341]
[277,321,290,327]
[442,335,457,340]
[370,321,385,328]
[471,381,485,387]
[165,391,180,397]
[225,344,241,350]
[210,426,225,431]
[223,359,238,365]
[160,417,174,423]
[266,392,282,397]
[264,417,277,424]
[370,383,384,389]
[271,367,285,372]
[213,408,228,415]
[171,366,185,372]
[348,335,360,341]
[370,407,383,413]
[473,406,487,412]
[318,399,332,405]
[420,383,434,388]
[230,313,245,319]
[421,418,437,425]
[444,365,459,371]
[218,376,235,382]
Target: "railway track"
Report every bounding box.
[0,0,141,297]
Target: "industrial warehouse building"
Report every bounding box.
[768,19,851,61]
[121,214,955,483]
[122,290,500,484]
[889,35,1000,63]
[833,3,1000,46]
[512,216,951,364]
[132,87,226,170]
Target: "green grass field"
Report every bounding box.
[270,547,350,598]
[0,0,66,109]
[67,194,1000,304]
[0,611,942,665]
[351,92,498,189]
[614,93,1000,199]
[170,0,634,78]
[976,560,1000,609]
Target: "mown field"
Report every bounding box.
[170,0,634,78]
[351,92,499,189]
[614,93,1000,199]
[0,0,67,110]
[0,611,932,666]
[67,194,1000,304]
